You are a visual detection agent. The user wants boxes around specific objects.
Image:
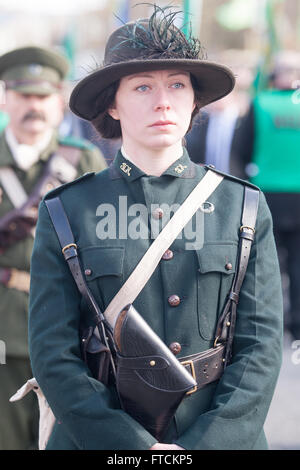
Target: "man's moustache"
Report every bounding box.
[22,111,46,122]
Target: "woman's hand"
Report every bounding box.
[149,443,184,450]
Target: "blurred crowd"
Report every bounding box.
[186,49,300,343]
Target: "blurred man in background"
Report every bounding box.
[186,50,255,180]
[0,45,107,449]
[186,93,247,179]
[242,51,300,341]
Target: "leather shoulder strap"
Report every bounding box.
[44,196,104,325]
[232,186,259,299]
[215,186,260,365]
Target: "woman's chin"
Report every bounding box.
[144,135,183,151]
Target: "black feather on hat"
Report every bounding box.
[69,4,235,121]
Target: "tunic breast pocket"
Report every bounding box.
[79,246,125,309]
[196,243,238,341]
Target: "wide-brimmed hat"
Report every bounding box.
[69,7,235,121]
[0,46,69,95]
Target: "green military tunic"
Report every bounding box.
[0,130,107,449]
[29,149,283,450]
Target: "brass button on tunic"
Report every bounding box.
[168,294,181,307]
[162,249,174,261]
[169,342,182,355]
[225,263,233,271]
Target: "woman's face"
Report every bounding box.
[108,69,195,154]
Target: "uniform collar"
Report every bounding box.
[162,148,196,178]
[110,147,196,181]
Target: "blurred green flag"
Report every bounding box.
[252,0,283,94]
[182,0,203,37]
[61,29,77,80]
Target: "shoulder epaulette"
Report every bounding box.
[44,172,95,200]
[58,135,95,151]
[204,164,260,191]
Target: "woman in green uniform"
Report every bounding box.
[29,6,283,450]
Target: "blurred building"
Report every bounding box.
[0,1,298,81]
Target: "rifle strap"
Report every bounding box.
[0,145,81,210]
[0,145,82,249]
[0,167,28,208]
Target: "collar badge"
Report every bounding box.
[174,164,187,174]
[120,162,132,176]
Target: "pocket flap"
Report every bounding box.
[79,246,124,280]
[197,243,237,274]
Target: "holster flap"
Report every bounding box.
[117,354,170,370]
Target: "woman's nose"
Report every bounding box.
[153,89,171,111]
[154,103,171,112]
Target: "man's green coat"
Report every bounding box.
[0,131,107,357]
[29,150,283,450]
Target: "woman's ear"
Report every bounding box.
[107,105,120,121]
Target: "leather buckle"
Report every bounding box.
[240,225,255,234]
[181,360,197,395]
[62,243,77,254]
[62,243,78,260]
[239,225,255,241]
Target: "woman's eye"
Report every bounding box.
[171,82,184,89]
[136,85,149,92]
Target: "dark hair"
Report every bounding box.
[91,73,202,139]
[91,80,121,139]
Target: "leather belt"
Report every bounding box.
[180,344,225,395]
[0,267,30,292]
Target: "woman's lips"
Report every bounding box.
[150,120,176,127]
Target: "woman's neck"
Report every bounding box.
[121,142,183,176]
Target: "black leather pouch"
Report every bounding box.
[113,304,196,441]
